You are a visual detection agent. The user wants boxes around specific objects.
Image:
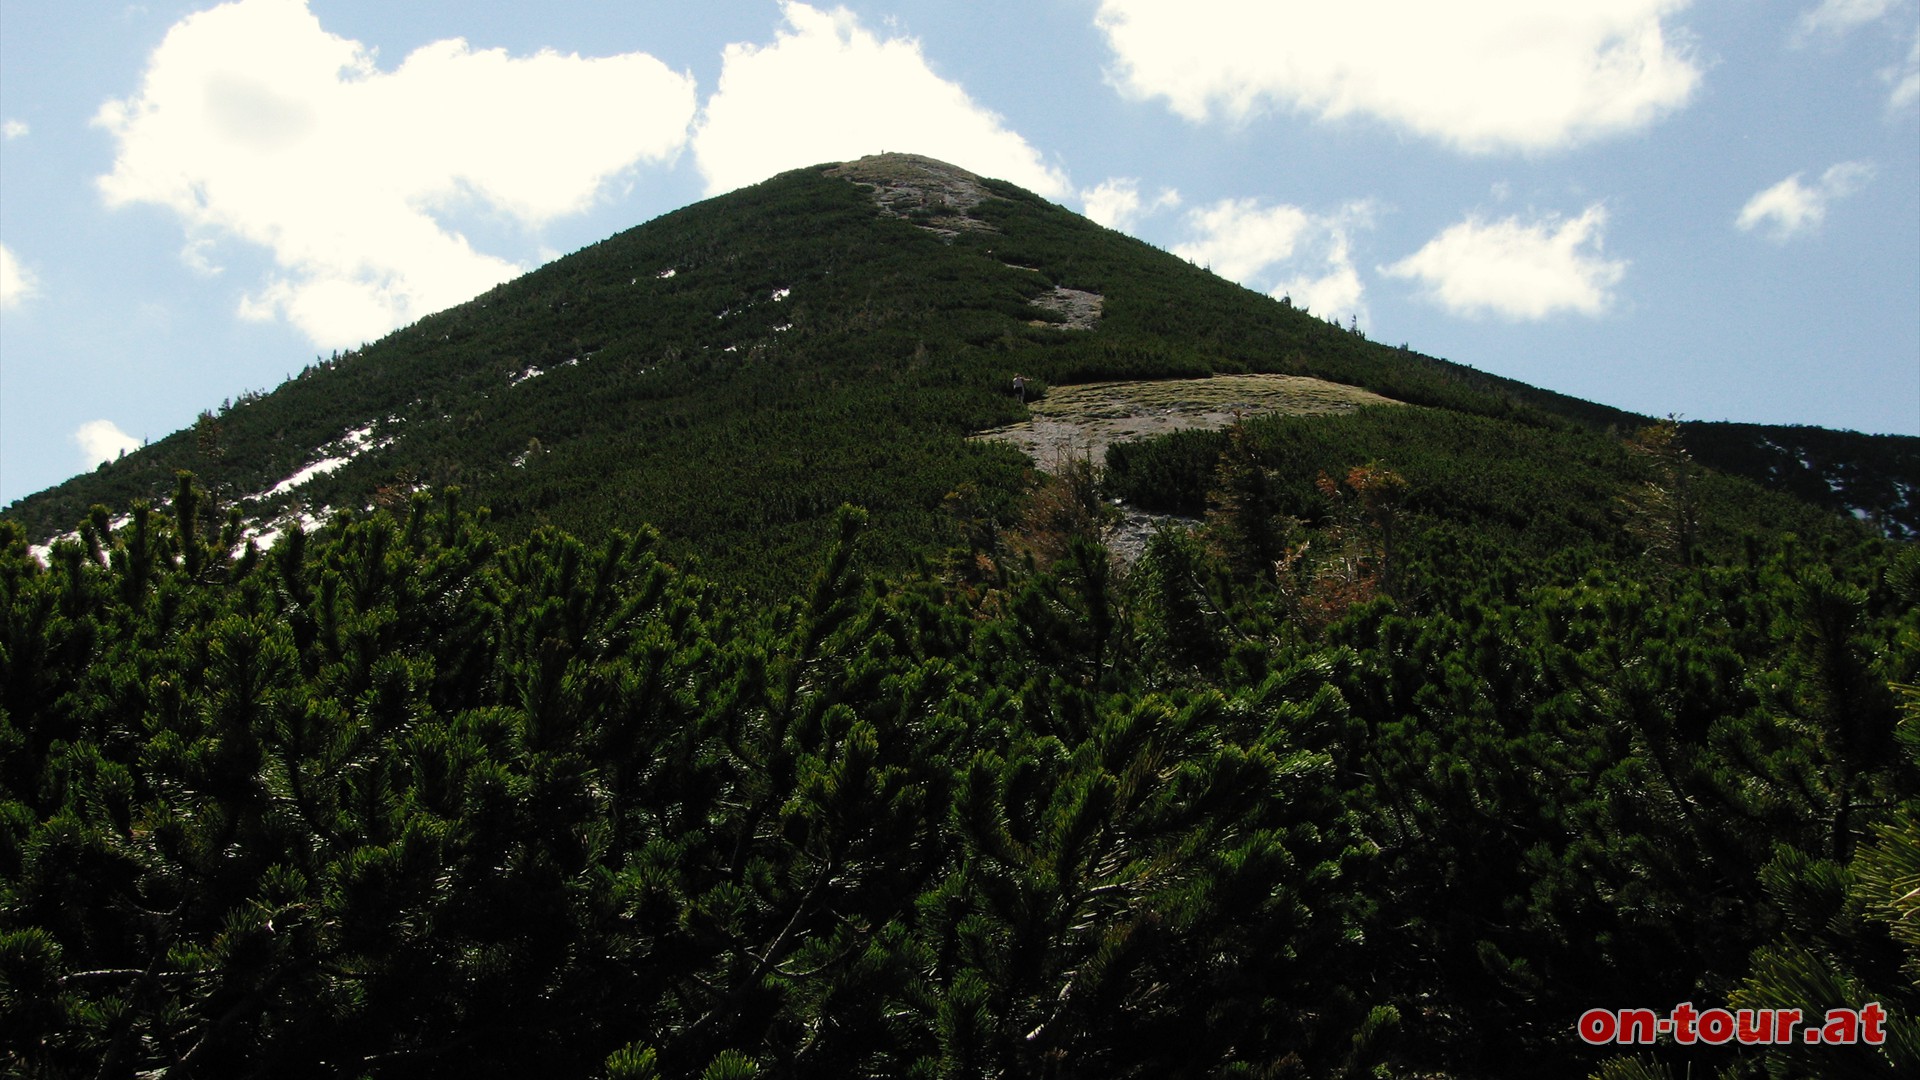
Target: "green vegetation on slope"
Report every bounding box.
[21,157,1903,593]
[3,155,1918,1077]
[2,448,1914,1077]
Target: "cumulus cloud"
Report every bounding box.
[74,420,141,467]
[694,3,1068,198]
[1382,205,1626,320]
[1,243,38,310]
[1080,177,1180,231]
[2,120,27,139]
[1176,199,1313,281]
[1735,162,1875,241]
[94,0,697,349]
[1174,198,1374,324]
[1093,0,1700,153]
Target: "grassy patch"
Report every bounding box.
[977,373,1401,469]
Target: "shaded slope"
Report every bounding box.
[1681,421,1920,539]
[5,155,1910,589]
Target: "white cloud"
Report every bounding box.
[1795,0,1901,40]
[74,420,141,467]
[1735,161,1875,241]
[2,120,27,139]
[1080,177,1180,232]
[1273,229,1368,322]
[1175,199,1313,281]
[94,0,697,349]
[1793,0,1920,111]
[1889,34,1920,110]
[0,243,38,310]
[1093,0,1700,153]
[1382,205,1626,320]
[1736,177,1822,240]
[181,238,223,276]
[693,3,1069,198]
[1174,198,1374,324]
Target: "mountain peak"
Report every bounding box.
[7,152,1912,583]
[825,153,995,236]
[826,151,981,184]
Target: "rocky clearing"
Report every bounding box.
[827,153,995,239]
[974,373,1403,472]
[976,373,1404,566]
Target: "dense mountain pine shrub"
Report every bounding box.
[2,456,1913,1076]
[4,157,1915,1077]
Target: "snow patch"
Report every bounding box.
[262,423,387,498]
[271,456,350,494]
[26,514,135,566]
[510,358,578,386]
[243,506,331,555]
[771,287,791,302]
[25,538,67,566]
[658,268,677,279]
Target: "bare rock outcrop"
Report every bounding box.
[828,153,997,239]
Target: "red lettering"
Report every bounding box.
[1861,1002,1886,1045]
[1578,1009,1616,1044]
[1573,1003,1881,1046]
[1671,1002,1698,1044]
[1617,1008,1658,1044]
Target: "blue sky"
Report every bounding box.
[3,0,1916,505]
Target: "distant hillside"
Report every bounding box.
[1681,421,1920,539]
[5,154,1913,588]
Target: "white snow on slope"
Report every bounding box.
[267,422,382,496]
[27,514,134,566]
[243,505,332,554]
[508,357,580,386]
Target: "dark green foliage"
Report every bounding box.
[3,156,1917,1078]
[4,452,1915,1077]
[1107,404,1854,567]
[11,159,1909,594]
[1681,422,1920,540]
[0,492,1381,1078]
